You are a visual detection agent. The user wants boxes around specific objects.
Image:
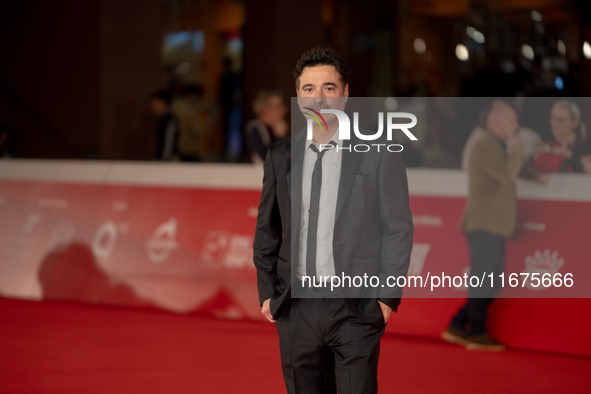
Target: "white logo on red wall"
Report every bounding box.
[145,218,178,264]
[202,231,229,266]
[412,216,442,227]
[112,201,128,212]
[408,243,431,275]
[93,221,118,258]
[523,222,546,231]
[20,213,41,234]
[201,231,254,269]
[522,249,564,291]
[247,207,258,218]
[38,198,68,209]
[48,221,75,250]
[10,213,40,250]
[92,221,128,259]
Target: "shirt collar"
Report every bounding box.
[306,129,342,151]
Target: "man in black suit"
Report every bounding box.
[253,47,414,394]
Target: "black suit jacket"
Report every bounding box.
[253,128,413,323]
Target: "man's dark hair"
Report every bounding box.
[477,99,518,129]
[293,47,349,89]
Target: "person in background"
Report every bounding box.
[462,119,549,185]
[149,90,179,161]
[532,100,591,173]
[245,90,288,164]
[443,100,525,351]
[172,84,215,162]
[220,57,241,159]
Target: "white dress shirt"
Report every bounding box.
[297,130,342,279]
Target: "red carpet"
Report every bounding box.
[1,298,589,394]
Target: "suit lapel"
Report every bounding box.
[286,140,292,196]
[288,129,305,200]
[335,137,364,222]
[289,129,306,271]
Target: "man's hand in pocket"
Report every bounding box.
[262,298,275,323]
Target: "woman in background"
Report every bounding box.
[245,90,288,164]
[532,100,591,173]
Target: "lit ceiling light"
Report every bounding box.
[414,38,426,54]
[584,41,591,59]
[531,10,542,22]
[456,44,469,61]
[384,97,399,111]
[554,76,564,91]
[501,60,516,74]
[557,40,566,56]
[522,44,534,60]
[466,26,484,44]
[473,31,485,44]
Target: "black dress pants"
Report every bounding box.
[451,230,506,336]
[275,297,386,394]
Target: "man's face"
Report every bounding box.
[296,65,349,123]
[488,103,519,141]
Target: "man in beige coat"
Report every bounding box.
[443,100,524,351]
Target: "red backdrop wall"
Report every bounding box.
[0,161,589,357]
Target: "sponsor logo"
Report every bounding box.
[523,222,546,231]
[201,231,254,269]
[408,243,431,275]
[112,201,128,212]
[9,213,40,252]
[93,221,118,258]
[48,221,75,250]
[247,206,258,218]
[145,218,178,264]
[38,199,68,209]
[412,215,442,227]
[522,249,564,291]
[92,221,128,259]
[20,213,41,234]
